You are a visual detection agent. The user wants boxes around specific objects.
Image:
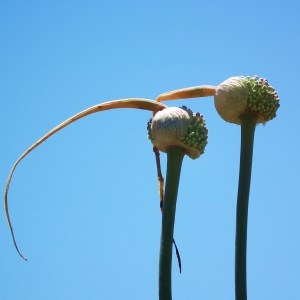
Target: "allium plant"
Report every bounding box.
[214,76,279,300]
[148,106,208,299]
[4,76,280,300]
[156,75,280,300]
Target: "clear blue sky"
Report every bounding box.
[1,1,299,299]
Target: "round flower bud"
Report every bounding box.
[147,106,208,159]
[214,76,280,124]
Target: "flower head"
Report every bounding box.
[214,76,280,124]
[148,106,208,159]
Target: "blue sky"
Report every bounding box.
[1,0,299,299]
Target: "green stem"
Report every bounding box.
[235,113,258,300]
[159,147,185,300]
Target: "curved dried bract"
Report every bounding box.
[156,85,216,102]
[4,98,167,260]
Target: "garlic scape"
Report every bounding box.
[147,106,208,300]
[4,98,167,261]
[214,76,280,300]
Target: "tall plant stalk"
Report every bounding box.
[235,113,257,300]
[159,146,185,300]
[148,106,208,299]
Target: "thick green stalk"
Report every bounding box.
[235,113,258,300]
[159,147,185,300]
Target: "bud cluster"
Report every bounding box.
[245,76,280,122]
[180,106,208,157]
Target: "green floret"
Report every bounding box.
[245,76,280,122]
[180,106,208,156]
